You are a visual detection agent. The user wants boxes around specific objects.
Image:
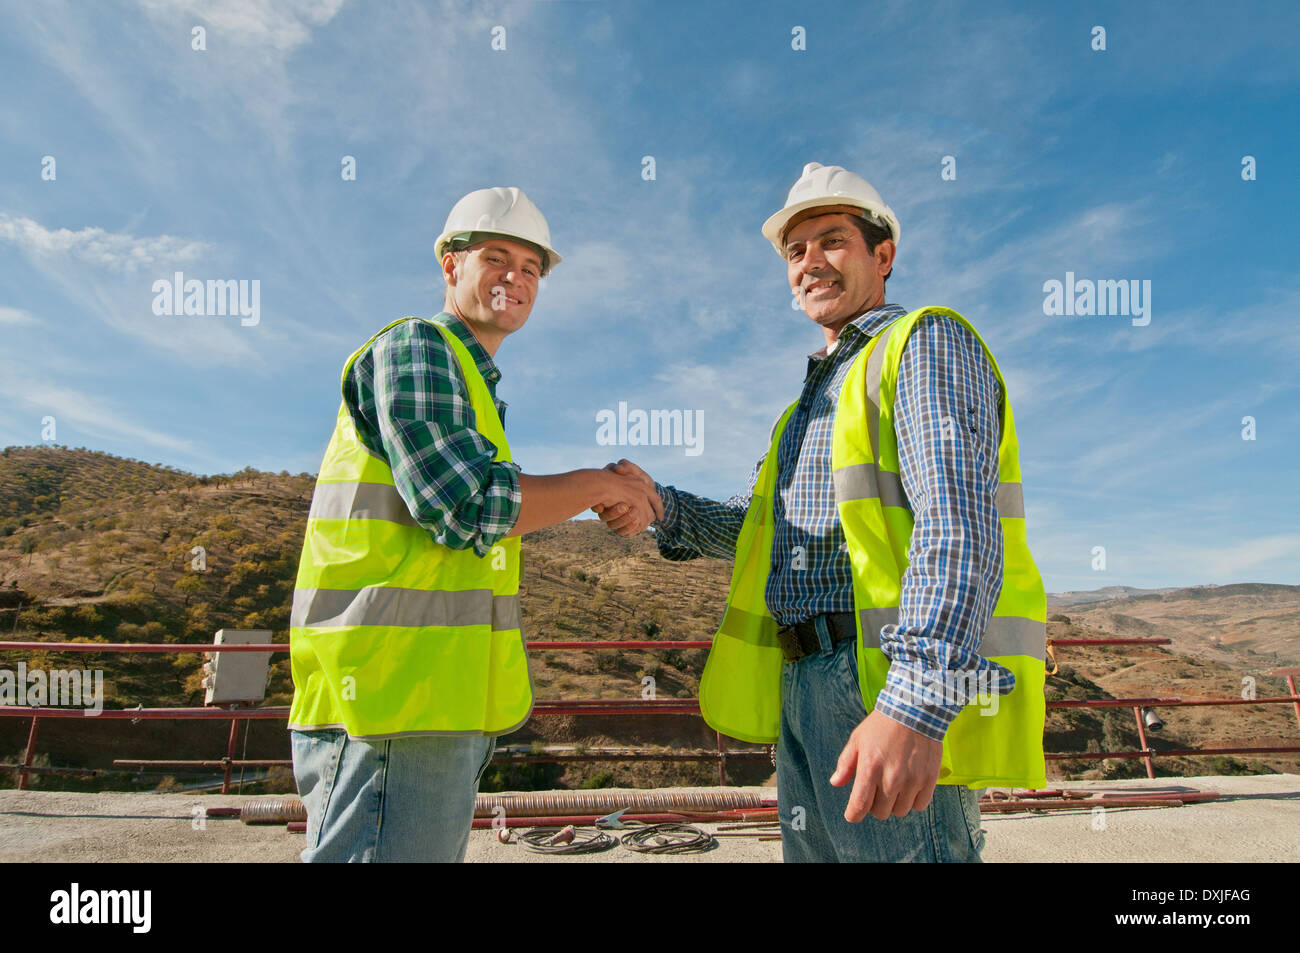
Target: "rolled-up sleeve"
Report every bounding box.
[871,314,1014,742]
[363,321,521,557]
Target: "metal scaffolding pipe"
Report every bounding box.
[1048,697,1175,708]
[1047,745,1300,760]
[6,636,1178,653]
[0,640,285,654]
[979,793,1220,812]
[528,641,712,650]
[114,759,291,769]
[0,763,100,777]
[4,632,1297,792]
[0,706,289,720]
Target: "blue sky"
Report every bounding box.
[0,0,1296,592]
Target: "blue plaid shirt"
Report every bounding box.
[653,303,1015,741]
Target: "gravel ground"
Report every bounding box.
[1,774,1296,863]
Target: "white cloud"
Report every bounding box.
[0,306,38,325]
[0,212,271,369]
[0,213,209,274]
[134,0,346,51]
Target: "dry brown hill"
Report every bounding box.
[0,445,197,525]
[1,446,1296,791]
[1051,584,1300,668]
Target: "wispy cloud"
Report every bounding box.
[135,0,346,52]
[0,211,266,368]
[0,306,39,325]
[0,213,209,273]
[0,360,198,456]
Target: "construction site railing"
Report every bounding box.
[2,637,1299,791]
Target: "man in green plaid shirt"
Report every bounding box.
[291,187,662,862]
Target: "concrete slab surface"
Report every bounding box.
[1,774,1295,863]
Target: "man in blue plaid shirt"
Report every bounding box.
[598,164,1010,861]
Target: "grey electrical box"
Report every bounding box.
[203,629,273,705]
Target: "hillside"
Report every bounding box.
[1042,621,1300,781]
[1,445,1297,792]
[1050,583,1300,667]
[0,445,738,791]
[0,445,198,526]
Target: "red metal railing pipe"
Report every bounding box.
[1133,705,1155,779]
[1047,745,1300,760]
[0,639,714,654]
[1049,638,1171,645]
[0,641,286,654]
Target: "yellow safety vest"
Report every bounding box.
[288,316,531,739]
[698,306,1047,789]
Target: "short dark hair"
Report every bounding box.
[848,215,894,284]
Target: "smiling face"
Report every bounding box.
[784,210,895,338]
[441,238,544,355]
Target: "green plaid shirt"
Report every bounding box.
[341,311,522,556]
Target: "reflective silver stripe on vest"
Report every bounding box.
[862,314,1025,522]
[309,481,417,526]
[996,482,1024,519]
[838,468,1024,518]
[717,603,781,647]
[292,587,521,631]
[857,607,901,650]
[832,463,907,509]
[858,608,1044,660]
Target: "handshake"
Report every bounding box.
[591,459,661,537]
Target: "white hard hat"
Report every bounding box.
[435,186,562,276]
[761,162,900,256]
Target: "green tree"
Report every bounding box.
[173,574,206,608]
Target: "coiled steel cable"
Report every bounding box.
[620,822,715,854]
[518,826,617,855]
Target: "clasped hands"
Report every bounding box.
[591,459,661,536]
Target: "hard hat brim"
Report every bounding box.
[761,198,898,255]
[435,230,563,277]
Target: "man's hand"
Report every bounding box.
[829,709,943,822]
[592,460,662,536]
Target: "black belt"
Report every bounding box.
[777,611,857,662]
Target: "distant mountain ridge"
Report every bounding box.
[1048,585,1183,607]
[1048,582,1296,608]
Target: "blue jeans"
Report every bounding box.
[776,615,986,862]
[290,728,496,863]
